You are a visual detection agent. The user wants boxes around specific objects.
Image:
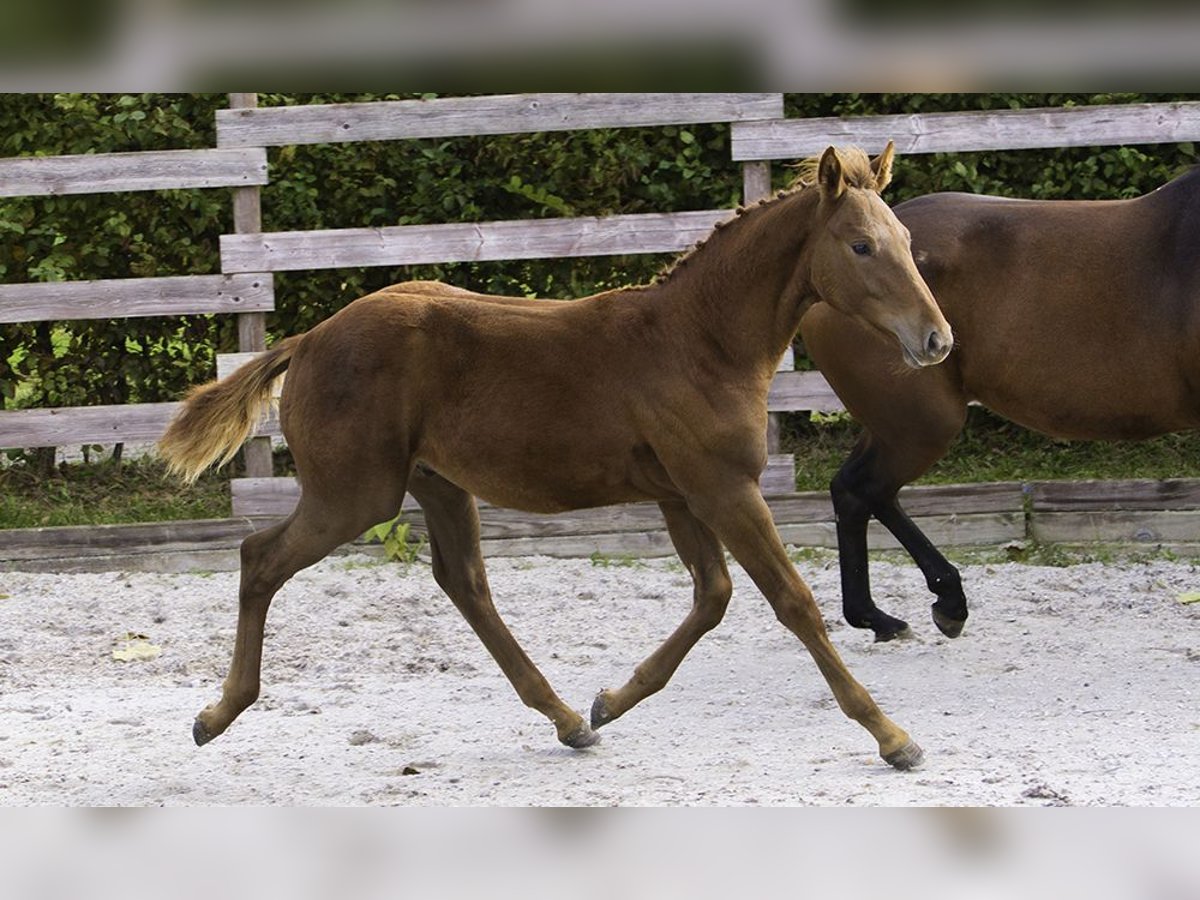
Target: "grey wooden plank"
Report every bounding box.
[897,481,1027,516]
[760,456,795,495]
[1030,509,1200,545]
[229,474,1021,527]
[0,274,273,324]
[0,148,267,197]
[220,209,730,273]
[217,93,785,148]
[765,482,1025,524]
[778,512,1025,552]
[0,402,276,449]
[0,518,258,559]
[231,455,795,520]
[0,402,180,449]
[767,370,844,413]
[731,101,1200,161]
[0,548,245,575]
[1030,478,1200,511]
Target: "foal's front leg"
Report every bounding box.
[408,469,598,748]
[692,483,923,769]
[591,499,733,729]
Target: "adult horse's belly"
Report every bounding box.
[963,353,1200,441]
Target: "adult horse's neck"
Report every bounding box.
[650,187,821,377]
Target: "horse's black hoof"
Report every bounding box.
[883,740,925,770]
[873,623,914,643]
[932,607,966,639]
[590,693,614,729]
[192,718,214,747]
[869,612,912,642]
[561,722,601,749]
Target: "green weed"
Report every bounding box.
[363,514,427,566]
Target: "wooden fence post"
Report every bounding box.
[742,160,783,455]
[229,92,273,479]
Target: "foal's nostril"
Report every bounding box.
[925,328,952,360]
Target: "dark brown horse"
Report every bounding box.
[160,144,952,769]
[802,166,1200,642]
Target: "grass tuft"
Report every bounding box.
[0,455,230,529]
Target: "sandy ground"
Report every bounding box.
[1,549,1198,806]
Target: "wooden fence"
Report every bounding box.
[4,94,1200,565]
[7,477,1200,573]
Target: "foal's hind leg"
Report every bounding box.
[408,468,598,749]
[591,499,733,730]
[193,485,401,745]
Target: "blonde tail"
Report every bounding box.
[159,336,300,484]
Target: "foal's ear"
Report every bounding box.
[870,140,896,193]
[818,146,845,202]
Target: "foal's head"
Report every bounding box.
[806,143,952,368]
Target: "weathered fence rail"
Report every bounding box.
[730,101,1200,160]
[218,210,733,273]
[8,478,1200,574]
[215,93,785,147]
[0,274,273,324]
[0,147,267,197]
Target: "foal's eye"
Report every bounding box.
[851,241,872,256]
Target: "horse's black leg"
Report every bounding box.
[831,467,912,641]
[868,498,967,639]
[834,442,967,640]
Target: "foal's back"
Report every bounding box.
[896,169,1200,439]
[279,282,709,513]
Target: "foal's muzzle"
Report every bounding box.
[903,326,954,368]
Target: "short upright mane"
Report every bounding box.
[647,146,879,287]
[789,145,876,189]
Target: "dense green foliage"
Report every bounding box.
[2,93,1199,522]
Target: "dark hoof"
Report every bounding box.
[192,718,214,747]
[590,693,615,729]
[883,740,925,771]
[864,611,912,642]
[873,622,914,643]
[561,722,601,749]
[931,607,966,639]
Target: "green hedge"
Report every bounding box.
[2,93,1197,443]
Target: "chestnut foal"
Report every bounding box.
[161,143,951,768]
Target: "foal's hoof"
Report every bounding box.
[561,722,601,750]
[192,718,215,747]
[931,607,966,639]
[882,740,925,771]
[590,693,615,729]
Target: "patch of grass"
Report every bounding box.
[0,455,230,529]
[785,407,1200,492]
